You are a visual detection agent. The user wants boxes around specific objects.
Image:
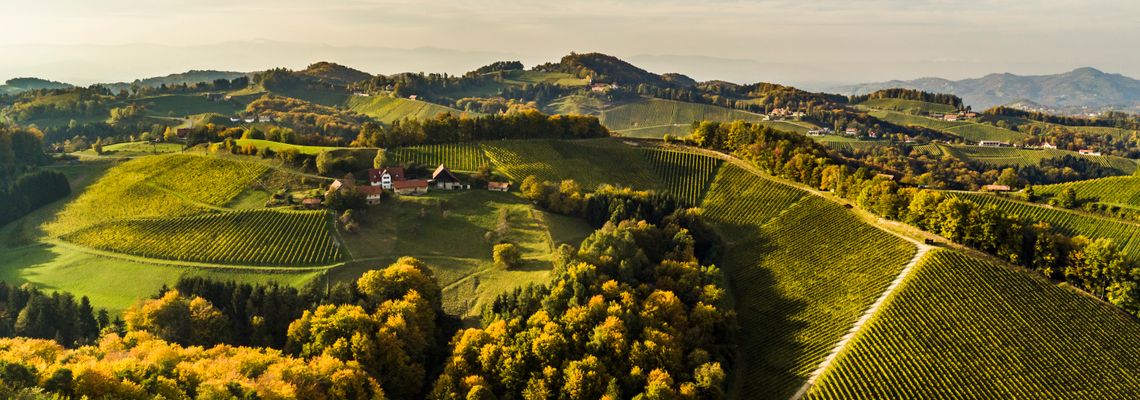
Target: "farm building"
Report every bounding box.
[844,128,859,136]
[374,167,406,189]
[982,184,1012,192]
[327,178,353,195]
[408,95,418,100]
[301,197,323,209]
[1043,142,1058,149]
[393,179,429,195]
[1079,149,1102,156]
[943,114,959,121]
[488,181,511,192]
[258,115,272,123]
[360,186,383,205]
[963,112,978,118]
[978,140,1007,147]
[431,164,466,190]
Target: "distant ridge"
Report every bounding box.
[99,70,249,93]
[830,68,1140,114]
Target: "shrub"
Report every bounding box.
[492,243,521,270]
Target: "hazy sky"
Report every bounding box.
[3,0,1138,87]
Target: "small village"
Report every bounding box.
[307,163,511,208]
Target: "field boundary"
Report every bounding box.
[44,238,340,272]
[788,245,931,400]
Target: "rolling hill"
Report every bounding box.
[833,67,1140,113]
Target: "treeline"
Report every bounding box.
[685,120,1140,316]
[0,282,107,346]
[0,126,71,226]
[350,109,609,148]
[850,88,964,108]
[986,106,1140,130]
[246,94,370,139]
[432,213,732,398]
[0,258,448,399]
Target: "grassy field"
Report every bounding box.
[856,98,957,114]
[130,94,247,117]
[947,191,1140,255]
[599,98,768,138]
[701,166,917,399]
[1036,176,1140,207]
[869,109,1027,143]
[346,96,465,124]
[77,141,185,157]
[390,143,489,172]
[807,249,1140,399]
[331,189,594,320]
[813,135,890,151]
[482,139,662,190]
[638,148,723,205]
[233,139,353,155]
[919,143,1139,174]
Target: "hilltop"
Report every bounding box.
[0,77,72,95]
[831,67,1140,114]
[99,70,248,93]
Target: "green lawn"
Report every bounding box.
[232,139,355,155]
[869,109,1027,143]
[482,138,663,190]
[856,98,957,114]
[600,98,769,138]
[346,96,466,124]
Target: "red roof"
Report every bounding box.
[488,181,511,190]
[432,164,461,182]
[368,168,383,184]
[392,179,429,189]
[302,198,322,205]
[360,186,384,196]
[382,166,406,181]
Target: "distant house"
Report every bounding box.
[844,128,858,136]
[376,167,406,190]
[807,129,825,137]
[244,117,256,123]
[258,115,272,123]
[393,179,429,195]
[301,197,323,209]
[978,140,1006,147]
[963,112,978,118]
[327,179,352,195]
[1079,149,1102,156]
[943,114,959,122]
[929,113,944,119]
[488,181,511,192]
[867,131,879,139]
[982,184,1011,192]
[229,117,242,122]
[431,164,465,190]
[408,95,419,100]
[1042,142,1058,149]
[353,92,371,97]
[360,186,383,205]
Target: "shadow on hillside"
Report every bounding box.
[0,244,64,291]
[721,233,811,400]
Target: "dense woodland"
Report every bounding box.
[850,89,964,108]
[0,125,71,226]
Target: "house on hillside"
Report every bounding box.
[353,92,371,97]
[408,95,419,100]
[943,114,959,122]
[1043,142,1057,149]
[360,186,383,205]
[964,112,978,118]
[431,164,466,190]
[302,197,323,209]
[244,117,256,123]
[327,179,353,194]
[1079,149,1102,156]
[807,129,825,137]
[375,167,406,190]
[978,140,1006,147]
[488,181,511,192]
[258,115,272,123]
[844,128,858,136]
[982,184,1011,192]
[393,179,429,195]
[229,117,242,122]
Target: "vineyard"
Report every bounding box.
[701,168,917,399]
[638,148,723,205]
[1036,176,1140,207]
[701,164,805,231]
[807,250,1140,399]
[856,98,957,114]
[346,96,465,124]
[947,191,1140,255]
[391,143,489,172]
[943,145,1139,173]
[147,155,269,205]
[482,139,661,190]
[62,210,341,266]
[868,109,1027,143]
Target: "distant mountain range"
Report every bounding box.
[829,68,1140,114]
[99,70,249,93]
[0,78,72,96]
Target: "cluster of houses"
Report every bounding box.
[930,111,978,121]
[228,115,275,123]
[319,164,512,207]
[980,140,1102,156]
[765,108,806,121]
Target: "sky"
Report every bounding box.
[2,0,1139,87]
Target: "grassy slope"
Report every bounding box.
[857,98,957,114]
[600,98,768,138]
[702,165,917,399]
[233,139,353,155]
[346,96,465,124]
[1036,176,1140,207]
[130,94,246,117]
[482,138,662,190]
[869,109,1027,142]
[807,249,1140,399]
[77,141,185,157]
[932,144,1138,174]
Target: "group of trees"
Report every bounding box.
[850,89,965,108]
[350,110,610,148]
[432,215,732,399]
[685,119,1140,316]
[0,282,108,347]
[0,125,71,226]
[246,94,370,140]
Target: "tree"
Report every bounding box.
[996,167,1019,188]
[92,137,104,155]
[1056,187,1078,208]
[123,290,231,346]
[493,243,522,270]
[373,149,388,169]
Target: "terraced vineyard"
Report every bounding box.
[482,139,661,190]
[599,98,767,138]
[391,143,489,172]
[702,171,917,399]
[62,210,341,266]
[701,164,805,231]
[944,145,1138,173]
[807,250,1140,399]
[856,98,957,114]
[45,155,267,236]
[947,192,1140,255]
[1036,176,1140,207]
[638,148,723,205]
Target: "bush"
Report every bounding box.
[492,243,521,270]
